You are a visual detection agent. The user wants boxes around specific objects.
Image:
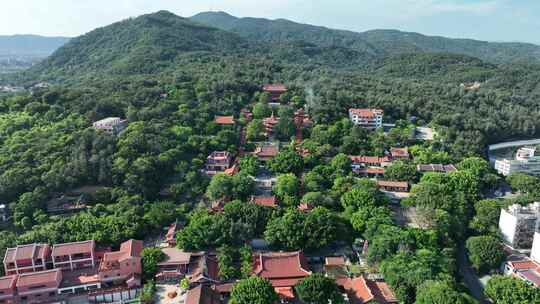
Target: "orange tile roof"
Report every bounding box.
[119,239,143,258]
[253,251,311,287]
[509,259,540,271]
[0,275,17,291]
[214,116,235,125]
[349,108,383,118]
[254,145,279,158]
[186,284,221,304]
[16,269,61,288]
[52,240,95,257]
[336,277,374,304]
[4,243,51,264]
[367,280,398,303]
[263,84,287,92]
[377,180,409,189]
[275,287,295,299]
[356,167,385,174]
[251,196,278,208]
[390,147,409,158]
[350,156,391,164]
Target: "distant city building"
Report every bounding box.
[499,202,540,249]
[494,147,540,176]
[348,108,384,130]
[205,151,233,175]
[262,84,287,103]
[92,117,128,135]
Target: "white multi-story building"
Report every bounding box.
[494,147,540,176]
[499,202,540,249]
[532,231,540,264]
[348,108,383,130]
[92,117,128,135]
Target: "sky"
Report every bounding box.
[1,0,540,44]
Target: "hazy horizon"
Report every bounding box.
[1,1,540,45]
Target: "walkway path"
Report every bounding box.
[457,245,490,304]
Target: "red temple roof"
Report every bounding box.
[251,196,278,208]
[350,156,391,164]
[253,251,310,287]
[214,116,235,125]
[263,84,287,93]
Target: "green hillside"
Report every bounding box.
[191,11,540,64]
[31,11,246,78]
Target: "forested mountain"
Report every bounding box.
[191,11,540,64]
[30,11,246,77]
[0,35,69,57]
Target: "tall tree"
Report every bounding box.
[230,277,279,304]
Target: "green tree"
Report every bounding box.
[246,119,265,141]
[415,280,467,304]
[176,210,232,250]
[217,245,239,280]
[269,149,304,175]
[274,106,296,140]
[238,155,260,176]
[253,102,271,119]
[274,173,300,206]
[384,161,417,182]
[230,277,279,304]
[466,235,505,274]
[295,273,345,304]
[469,199,502,235]
[141,247,166,281]
[330,153,352,177]
[232,172,255,200]
[485,275,540,304]
[206,173,234,201]
[507,172,540,194]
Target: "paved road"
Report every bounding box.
[488,138,540,151]
[457,245,490,304]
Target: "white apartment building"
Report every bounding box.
[348,108,383,130]
[92,117,128,135]
[494,147,540,176]
[499,202,540,249]
[532,231,540,264]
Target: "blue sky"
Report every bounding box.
[1,0,539,44]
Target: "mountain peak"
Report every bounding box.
[30,11,245,78]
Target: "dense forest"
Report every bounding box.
[0,9,540,304]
